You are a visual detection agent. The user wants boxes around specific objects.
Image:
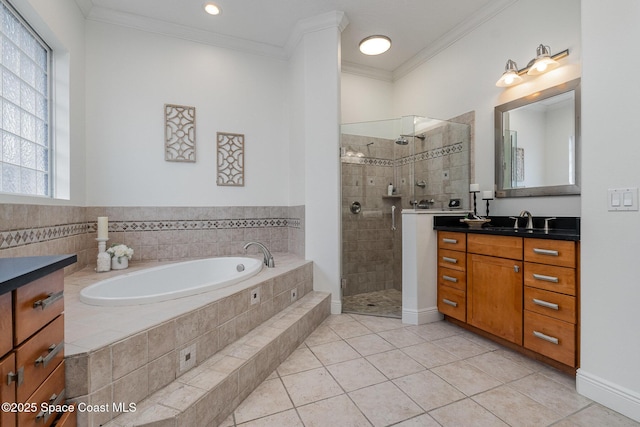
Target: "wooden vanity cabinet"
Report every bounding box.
[466,235,523,345]
[436,231,580,371]
[523,238,579,367]
[437,232,467,322]
[0,255,76,427]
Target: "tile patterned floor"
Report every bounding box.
[342,289,403,318]
[219,314,639,427]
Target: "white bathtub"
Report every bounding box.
[80,257,263,306]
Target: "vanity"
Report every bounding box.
[434,216,580,373]
[0,255,77,427]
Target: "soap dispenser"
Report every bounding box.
[387,183,394,196]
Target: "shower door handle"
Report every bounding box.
[391,205,397,231]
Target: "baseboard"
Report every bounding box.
[576,369,640,422]
[331,298,342,315]
[402,306,443,325]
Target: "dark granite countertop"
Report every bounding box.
[0,254,77,296]
[434,216,580,241]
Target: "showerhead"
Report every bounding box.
[395,137,408,145]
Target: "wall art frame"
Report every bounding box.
[164,104,196,162]
[216,132,245,186]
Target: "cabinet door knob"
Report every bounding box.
[514,265,520,272]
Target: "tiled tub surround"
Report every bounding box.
[63,253,327,427]
[0,204,305,270]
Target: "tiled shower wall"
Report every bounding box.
[341,136,403,297]
[0,204,305,273]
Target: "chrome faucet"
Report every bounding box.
[519,210,534,230]
[243,241,275,268]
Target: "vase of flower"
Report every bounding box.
[107,243,134,270]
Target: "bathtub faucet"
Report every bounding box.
[243,242,275,268]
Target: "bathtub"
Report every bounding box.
[80,257,263,306]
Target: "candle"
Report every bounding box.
[97,217,109,239]
[482,190,494,200]
[469,183,480,193]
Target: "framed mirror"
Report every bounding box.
[495,78,580,197]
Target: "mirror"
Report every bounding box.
[495,78,580,197]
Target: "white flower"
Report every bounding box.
[107,244,134,260]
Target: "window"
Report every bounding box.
[0,0,51,196]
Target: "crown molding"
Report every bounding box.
[284,10,349,58]
[72,0,93,17]
[392,0,519,81]
[341,61,393,82]
[85,5,288,60]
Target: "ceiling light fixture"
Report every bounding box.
[495,44,569,88]
[204,2,221,15]
[359,35,391,56]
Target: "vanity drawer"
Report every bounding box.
[438,267,466,291]
[524,262,576,296]
[437,285,466,322]
[467,234,523,260]
[18,361,65,427]
[53,408,76,427]
[1,352,17,427]
[524,238,576,268]
[438,249,466,272]
[524,287,576,324]
[14,270,64,345]
[524,311,576,367]
[1,293,12,357]
[438,232,466,251]
[15,315,64,403]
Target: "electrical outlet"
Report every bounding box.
[179,344,196,372]
[290,288,298,302]
[250,287,261,305]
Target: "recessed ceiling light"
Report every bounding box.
[359,35,391,56]
[204,2,221,15]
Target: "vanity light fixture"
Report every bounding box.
[204,2,221,15]
[496,44,569,87]
[527,44,559,75]
[496,59,523,87]
[359,35,391,55]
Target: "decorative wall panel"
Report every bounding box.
[217,132,245,186]
[164,104,196,162]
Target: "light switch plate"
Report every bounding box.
[608,188,639,211]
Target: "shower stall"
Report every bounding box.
[340,115,471,318]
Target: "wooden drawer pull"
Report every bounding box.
[442,256,458,264]
[442,238,458,244]
[442,298,458,307]
[532,273,559,283]
[33,291,64,310]
[532,248,559,257]
[533,298,559,311]
[7,367,24,386]
[36,389,65,424]
[533,330,559,345]
[35,342,64,368]
[442,275,458,283]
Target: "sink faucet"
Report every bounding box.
[243,241,275,268]
[519,210,534,230]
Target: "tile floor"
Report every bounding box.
[220,314,639,427]
[342,289,403,318]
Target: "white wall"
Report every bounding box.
[84,21,290,206]
[0,0,86,206]
[577,0,640,421]
[341,73,393,124]
[391,0,582,217]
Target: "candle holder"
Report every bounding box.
[96,238,111,272]
[484,199,491,217]
[470,191,479,217]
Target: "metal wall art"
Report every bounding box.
[217,132,245,186]
[164,104,196,162]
